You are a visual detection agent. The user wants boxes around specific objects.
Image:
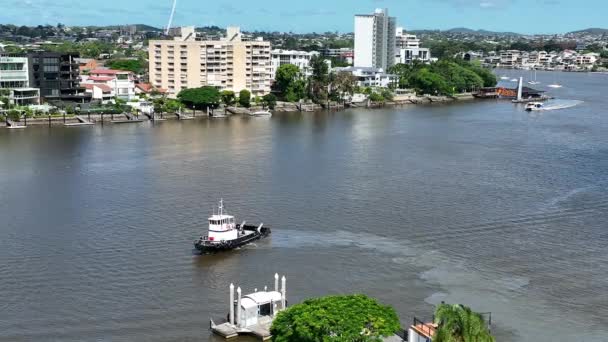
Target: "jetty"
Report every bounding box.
[175,109,193,120]
[5,118,26,129]
[211,273,287,341]
[112,112,144,124]
[64,115,95,127]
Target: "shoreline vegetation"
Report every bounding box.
[0,94,478,127]
[1,55,495,127]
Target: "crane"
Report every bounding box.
[165,0,178,35]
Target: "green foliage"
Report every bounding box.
[271,294,400,342]
[220,90,236,106]
[381,89,394,101]
[262,94,277,110]
[389,60,495,95]
[7,109,21,122]
[106,59,146,74]
[285,79,307,102]
[44,41,115,58]
[238,89,251,108]
[434,304,495,342]
[409,68,452,95]
[308,55,331,103]
[0,96,9,109]
[369,92,385,102]
[65,105,75,115]
[331,71,358,101]
[274,64,301,95]
[178,87,221,109]
[163,99,181,113]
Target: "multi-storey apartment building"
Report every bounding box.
[500,50,520,67]
[27,51,90,103]
[270,49,319,78]
[0,55,40,106]
[354,9,396,70]
[395,27,431,64]
[148,27,272,98]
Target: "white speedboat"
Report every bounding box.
[525,102,545,111]
[510,78,518,82]
[500,75,510,80]
[547,84,563,88]
[250,110,272,117]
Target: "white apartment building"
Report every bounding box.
[0,55,40,106]
[270,49,319,79]
[576,53,599,68]
[333,66,397,88]
[354,9,396,70]
[500,50,520,67]
[394,27,431,64]
[81,69,136,101]
[148,26,272,98]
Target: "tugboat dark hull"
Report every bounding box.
[194,225,271,253]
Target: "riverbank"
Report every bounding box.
[0,93,479,127]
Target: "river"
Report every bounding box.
[1,70,607,341]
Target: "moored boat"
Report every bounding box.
[194,200,271,253]
[250,110,272,117]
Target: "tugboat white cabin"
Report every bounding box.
[207,202,238,242]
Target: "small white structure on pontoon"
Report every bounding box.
[211,273,288,340]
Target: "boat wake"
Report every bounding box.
[528,99,583,112]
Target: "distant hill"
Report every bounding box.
[134,24,162,32]
[410,27,521,36]
[568,28,608,35]
[446,27,521,36]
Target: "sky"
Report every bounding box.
[1,0,607,34]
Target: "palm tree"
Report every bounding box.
[433,304,495,342]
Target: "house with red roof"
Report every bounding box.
[135,83,167,96]
[80,69,136,101]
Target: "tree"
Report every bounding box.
[106,59,146,74]
[162,99,181,113]
[433,304,495,342]
[178,87,221,110]
[0,96,9,110]
[285,79,307,102]
[7,109,21,122]
[238,89,251,108]
[369,92,384,102]
[332,71,358,101]
[270,294,401,342]
[221,90,236,106]
[262,94,277,110]
[274,64,301,95]
[381,89,394,101]
[469,65,497,87]
[309,55,330,103]
[409,68,452,95]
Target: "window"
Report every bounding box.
[43,57,58,64]
[43,64,59,72]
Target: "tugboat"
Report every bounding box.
[194,200,271,253]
